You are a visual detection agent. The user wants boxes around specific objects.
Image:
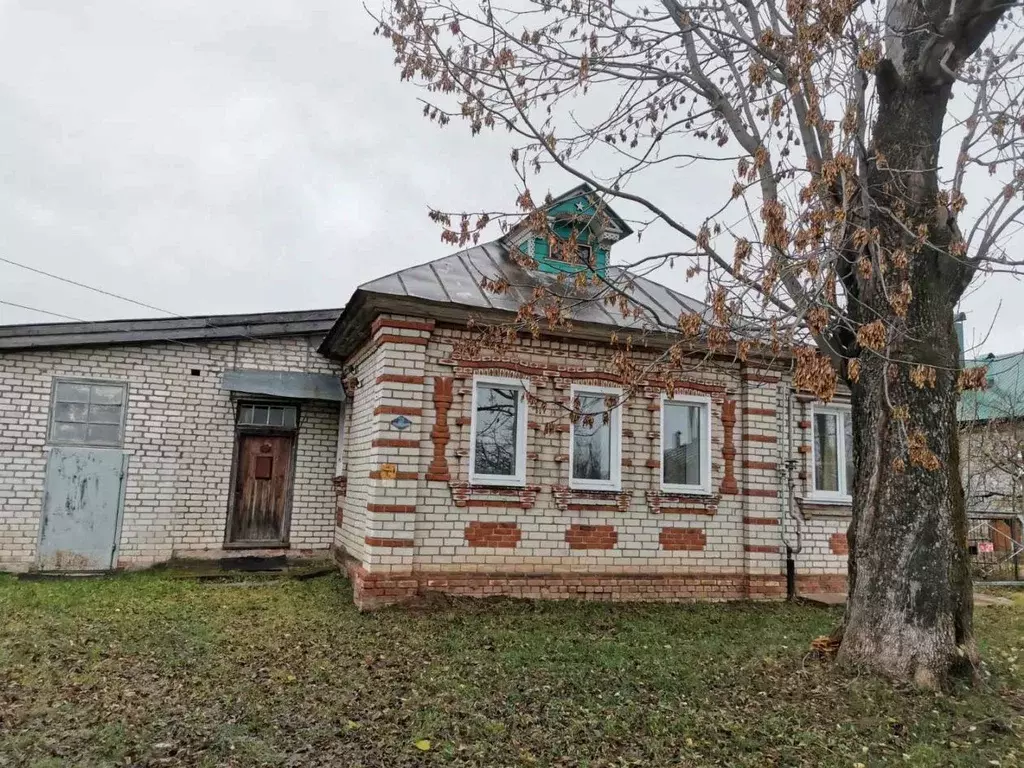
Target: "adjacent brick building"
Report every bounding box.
[0,185,853,604]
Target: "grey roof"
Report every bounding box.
[359,242,705,330]
[319,242,709,359]
[0,308,342,352]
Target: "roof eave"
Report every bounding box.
[319,291,791,368]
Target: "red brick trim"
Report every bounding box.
[660,506,716,516]
[646,458,661,469]
[366,504,417,514]
[565,524,618,550]
[372,317,436,334]
[742,488,779,498]
[455,416,472,426]
[427,377,453,483]
[369,470,419,480]
[450,482,540,510]
[364,537,415,548]
[720,399,738,494]
[465,521,522,548]
[376,374,426,385]
[464,499,531,508]
[553,487,632,513]
[742,460,778,470]
[375,334,429,348]
[745,545,781,553]
[742,374,781,384]
[374,405,422,416]
[797,444,811,453]
[745,407,777,416]
[829,533,849,555]
[797,420,811,429]
[660,527,707,551]
[371,438,421,448]
[743,516,780,525]
[742,433,777,443]
[347,566,797,609]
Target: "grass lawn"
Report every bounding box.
[1,573,1022,768]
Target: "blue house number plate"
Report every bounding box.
[390,415,413,431]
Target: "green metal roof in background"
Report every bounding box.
[959,351,1024,422]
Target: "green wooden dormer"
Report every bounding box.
[504,184,633,276]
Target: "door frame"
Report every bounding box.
[224,400,300,549]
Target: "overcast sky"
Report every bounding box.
[0,1,1020,356]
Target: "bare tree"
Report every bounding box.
[373,0,1024,686]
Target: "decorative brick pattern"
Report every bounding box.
[464,521,522,548]
[565,524,618,550]
[364,536,416,548]
[659,527,706,551]
[829,533,849,555]
[720,399,739,494]
[426,377,453,481]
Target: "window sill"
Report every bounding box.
[646,490,720,516]
[660,486,713,497]
[468,477,527,489]
[553,486,631,513]
[797,497,853,517]
[450,481,541,510]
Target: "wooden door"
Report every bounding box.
[229,434,294,545]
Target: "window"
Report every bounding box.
[469,377,528,486]
[570,386,622,490]
[237,403,298,429]
[661,395,712,494]
[49,379,127,447]
[811,405,854,500]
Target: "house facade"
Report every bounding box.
[0,187,854,605]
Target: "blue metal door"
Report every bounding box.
[38,448,128,571]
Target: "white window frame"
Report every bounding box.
[659,393,713,495]
[569,384,623,491]
[810,404,853,502]
[468,375,529,487]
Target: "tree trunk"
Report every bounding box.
[835,62,976,686]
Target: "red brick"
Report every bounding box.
[366,503,417,514]
[376,374,426,385]
[829,533,849,555]
[565,524,618,550]
[660,527,707,551]
[371,438,421,448]
[465,521,522,548]
[364,537,415,548]
[373,405,423,416]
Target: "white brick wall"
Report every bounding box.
[0,335,342,571]
[336,318,850,591]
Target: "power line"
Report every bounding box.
[0,256,177,317]
[0,299,86,323]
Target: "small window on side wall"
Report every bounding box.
[49,379,127,447]
[570,386,622,491]
[469,377,528,486]
[812,405,853,500]
[661,395,712,494]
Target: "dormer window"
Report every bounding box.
[550,240,592,266]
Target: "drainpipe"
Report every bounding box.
[954,312,967,367]
[780,387,802,599]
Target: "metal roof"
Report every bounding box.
[357,241,706,330]
[0,308,342,352]
[221,370,345,402]
[959,351,1024,422]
